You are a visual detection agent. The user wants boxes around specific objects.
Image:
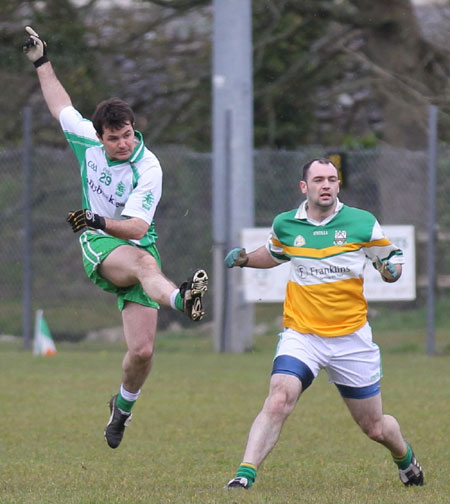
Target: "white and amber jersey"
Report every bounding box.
[267,200,404,337]
[59,106,162,247]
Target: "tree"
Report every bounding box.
[1,0,110,145]
[250,0,450,149]
[343,0,450,149]
[2,0,450,150]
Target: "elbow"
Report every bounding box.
[111,217,149,240]
[133,230,147,240]
[132,222,150,240]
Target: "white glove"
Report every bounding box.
[374,256,398,283]
[23,26,48,67]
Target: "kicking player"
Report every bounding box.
[23,26,208,449]
[224,158,424,488]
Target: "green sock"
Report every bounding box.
[174,292,184,312]
[392,442,412,470]
[116,393,135,413]
[236,462,257,487]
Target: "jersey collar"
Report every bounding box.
[128,130,145,163]
[295,198,343,225]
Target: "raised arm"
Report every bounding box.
[23,26,72,120]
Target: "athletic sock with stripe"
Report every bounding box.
[392,441,413,470]
[236,462,257,487]
[116,385,140,413]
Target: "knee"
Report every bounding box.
[136,253,159,274]
[265,390,296,417]
[130,343,154,364]
[361,420,384,442]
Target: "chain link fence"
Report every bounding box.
[2,126,450,346]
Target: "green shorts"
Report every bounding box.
[79,231,161,311]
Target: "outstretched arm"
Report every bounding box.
[23,26,72,120]
[374,256,402,283]
[225,246,279,269]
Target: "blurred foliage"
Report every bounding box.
[252,7,326,148]
[1,0,449,151]
[0,0,109,145]
[341,132,380,150]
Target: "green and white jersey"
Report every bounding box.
[59,106,162,247]
[267,200,405,337]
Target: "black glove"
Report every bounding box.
[66,209,106,233]
[23,26,48,68]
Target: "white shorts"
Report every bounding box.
[273,323,382,396]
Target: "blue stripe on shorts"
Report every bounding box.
[336,380,381,399]
[271,355,314,391]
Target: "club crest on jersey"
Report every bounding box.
[142,190,154,210]
[115,181,125,197]
[294,235,306,247]
[334,230,347,246]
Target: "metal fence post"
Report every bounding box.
[212,0,254,352]
[426,105,437,356]
[22,106,33,350]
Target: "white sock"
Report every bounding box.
[169,288,180,310]
[120,384,141,402]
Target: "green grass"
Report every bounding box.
[253,302,450,355]
[1,330,449,503]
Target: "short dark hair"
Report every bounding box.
[301,158,338,181]
[92,98,135,137]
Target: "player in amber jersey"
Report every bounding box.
[224,158,423,489]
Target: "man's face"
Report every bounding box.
[300,161,340,211]
[97,122,136,161]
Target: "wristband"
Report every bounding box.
[239,257,249,267]
[97,215,106,230]
[85,210,106,230]
[34,55,49,68]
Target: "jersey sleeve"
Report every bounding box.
[121,156,163,225]
[364,220,405,265]
[59,106,100,164]
[266,217,290,263]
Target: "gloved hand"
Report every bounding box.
[374,256,398,282]
[23,26,49,68]
[66,209,106,233]
[225,248,249,268]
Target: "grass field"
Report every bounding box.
[1,329,449,504]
